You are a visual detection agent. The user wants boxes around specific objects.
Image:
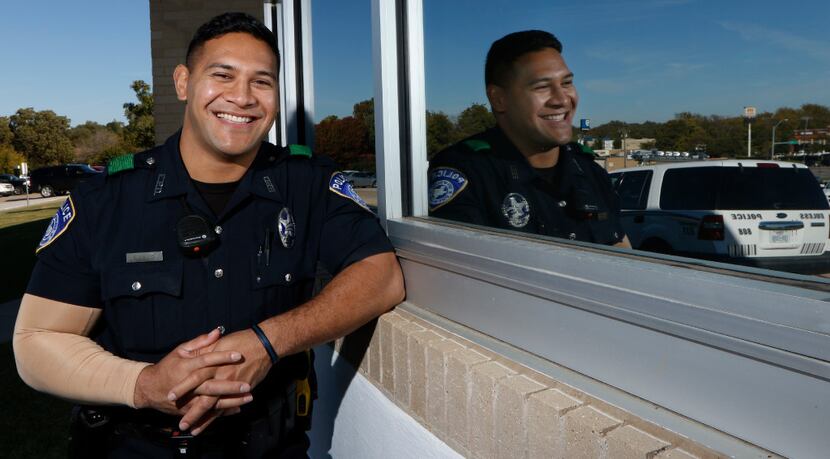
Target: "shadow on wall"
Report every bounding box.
[308,320,375,459]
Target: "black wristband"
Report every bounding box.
[251,324,279,364]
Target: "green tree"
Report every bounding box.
[352,99,375,152]
[70,121,123,164]
[0,116,13,146]
[0,144,25,174]
[453,103,495,142]
[9,107,74,167]
[122,80,155,149]
[426,111,454,159]
[313,115,372,169]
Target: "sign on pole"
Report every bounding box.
[580,119,590,131]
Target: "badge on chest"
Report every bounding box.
[501,193,531,228]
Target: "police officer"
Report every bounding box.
[429,30,630,247]
[13,12,404,458]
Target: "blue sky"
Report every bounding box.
[2,1,828,126]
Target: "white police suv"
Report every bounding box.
[609,160,830,275]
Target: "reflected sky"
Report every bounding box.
[313,0,830,123]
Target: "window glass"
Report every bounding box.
[311,0,376,203]
[660,168,719,210]
[420,0,830,281]
[615,170,651,210]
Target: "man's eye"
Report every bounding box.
[562,80,574,87]
[212,73,231,79]
[254,80,273,87]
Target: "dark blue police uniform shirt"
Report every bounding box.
[428,127,625,244]
[27,132,393,363]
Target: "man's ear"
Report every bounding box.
[173,64,190,102]
[486,84,506,114]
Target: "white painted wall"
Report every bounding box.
[309,345,462,459]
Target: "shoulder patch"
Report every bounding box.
[107,153,135,175]
[329,172,372,213]
[288,144,312,158]
[428,167,469,211]
[36,197,76,253]
[463,139,491,152]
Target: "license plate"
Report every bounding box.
[770,230,791,243]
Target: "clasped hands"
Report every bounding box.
[134,326,272,435]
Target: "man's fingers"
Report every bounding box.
[178,395,219,431]
[215,393,254,410]
[177,327,224,356]
[189,410,221,436]
[222,407,242,416]
[191,380,252,397]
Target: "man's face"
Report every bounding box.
[174,32,279,159]
[488,48,578,153]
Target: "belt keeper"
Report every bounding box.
[251,324,279,364]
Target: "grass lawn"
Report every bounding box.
[1,199,71,457]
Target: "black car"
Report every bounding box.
[29,164,102,197]
[0,173,29,195]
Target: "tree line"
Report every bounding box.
[0,81,155,174]
[586,104,830,157]
[3,82,827,176]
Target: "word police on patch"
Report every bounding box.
[329,172,372,212]
[428,167,468,210]
[37,198,76,253]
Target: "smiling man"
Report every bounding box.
[429,30,630,247]
[14,12,404,458]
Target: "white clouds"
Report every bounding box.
[719,21,830,63]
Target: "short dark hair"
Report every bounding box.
[186,12,280,70]
[485,30,563,87]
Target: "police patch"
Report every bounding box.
[428,167,468,211]
[501,193,530,228]
[329,172,372,212]
[37,197,76,253]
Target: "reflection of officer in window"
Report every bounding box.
[14,12,405,457]
[429,30,630,247]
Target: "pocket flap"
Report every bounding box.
[102,260,183,300]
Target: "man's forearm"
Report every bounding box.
[259,251,405,358]
[13,294,150,407]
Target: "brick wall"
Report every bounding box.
[149,0,265,143]
[335,309,778,459]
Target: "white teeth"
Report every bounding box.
[542,114,566,121]
[216,113,253,123]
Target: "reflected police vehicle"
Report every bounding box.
[610,160,830,274]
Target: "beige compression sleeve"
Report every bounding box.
[13,293,150,407]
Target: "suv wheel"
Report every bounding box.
[40,185,54,198]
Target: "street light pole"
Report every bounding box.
[771,118,788,160]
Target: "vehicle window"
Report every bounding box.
[660,168,719,210]
[616,170,651,210]
[718,167,828,210]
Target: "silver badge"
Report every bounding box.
[501,193,531,228]
[278,207,295,248]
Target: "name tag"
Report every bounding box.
[126,251,164,263]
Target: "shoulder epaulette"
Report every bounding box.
[463,139,491,152]
[288,144,312,158]
[107,153,135,175]
[577,143,598,157]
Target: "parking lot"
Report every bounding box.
[0,194,65,212]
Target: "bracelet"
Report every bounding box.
[251,324,279,364]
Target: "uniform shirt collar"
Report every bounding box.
[486,127,585,185]
[147,131,288,204]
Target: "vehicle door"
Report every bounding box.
[611,170,652,247]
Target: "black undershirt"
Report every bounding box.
[191,179,241,217]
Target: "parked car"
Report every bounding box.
[343,170,377,188]
[0,173,28,195]
[29,164,102,197]
[609,160,830,275]
[0,182,14,196]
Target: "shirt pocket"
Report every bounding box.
[101,260,184,353]
[251,249,316,319]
